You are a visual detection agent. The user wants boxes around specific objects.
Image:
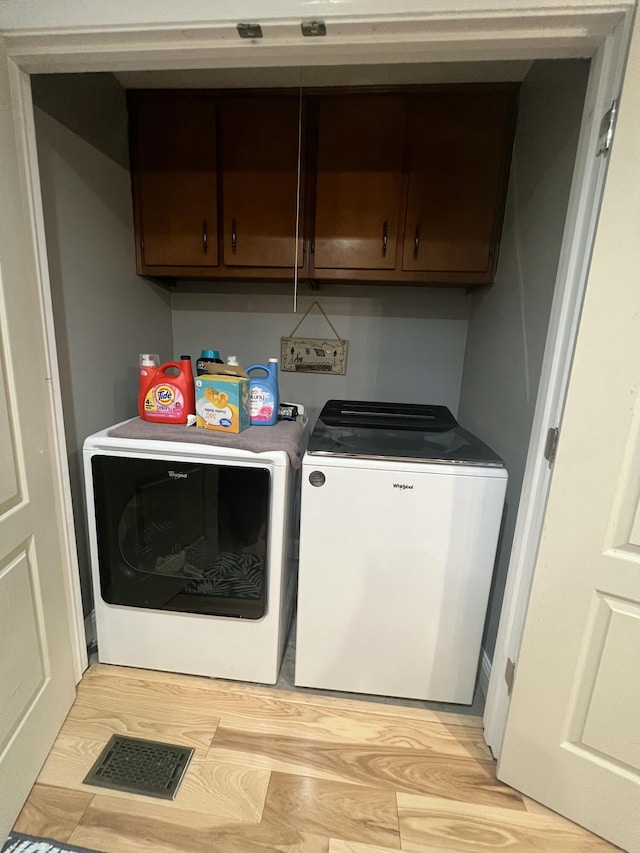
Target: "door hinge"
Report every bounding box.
[544,426,559,466]
[505,657,516,696]
[597,98,618,156]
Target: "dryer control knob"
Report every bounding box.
[308,471,326,487]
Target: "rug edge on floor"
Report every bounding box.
[1,832,105,853]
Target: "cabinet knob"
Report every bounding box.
[382,220,388,257]
[413,225,420,260]
[231,219,237,253]
[202,220,208,255]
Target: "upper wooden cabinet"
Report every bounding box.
[127,85,518,285]
[312,94,407,272]
[129,91,306,280]
[128,92,218,273]
[402,89,516,278]
[309,85,517,284]
[220,94,305,271]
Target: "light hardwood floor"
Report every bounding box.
[14,664,617,852]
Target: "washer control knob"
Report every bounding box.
[309,470,326,487]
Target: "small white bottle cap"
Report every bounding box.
[268,358,278,364]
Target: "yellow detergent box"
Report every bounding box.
[194,364,250,433]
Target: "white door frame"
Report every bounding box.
[0,0,634,733]
[483,9,635,757]
[2,57,88,683]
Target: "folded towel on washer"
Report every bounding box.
[107,415,308,468]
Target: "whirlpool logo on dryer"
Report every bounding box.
[393,482,414,490]
[168,470,188,479]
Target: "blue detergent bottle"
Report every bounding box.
[246,358,279,426]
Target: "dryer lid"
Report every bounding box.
[308,400,504,466]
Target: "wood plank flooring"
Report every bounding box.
[13,664,617,852]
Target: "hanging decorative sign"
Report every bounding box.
[281,302,348,375]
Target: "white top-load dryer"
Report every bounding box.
[294,400,507,704]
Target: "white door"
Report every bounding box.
[0,48,80,838]
[498,15,640,853]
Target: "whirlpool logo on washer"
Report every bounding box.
[393,482,414,490]
[168,470,188,479]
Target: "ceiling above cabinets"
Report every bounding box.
[115,60,532,90]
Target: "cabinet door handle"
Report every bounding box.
[231,219,237,254]
[382,221,388,257]
[413,225,420,259]
[202,220,208,255]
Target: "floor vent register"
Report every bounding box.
[83,734,194,800]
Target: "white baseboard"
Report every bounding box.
[478,648,492,700]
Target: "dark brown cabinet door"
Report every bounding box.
[312,94,407,271]
[402,88,516,276]
[129,93,218,271]
[221,95,304,269]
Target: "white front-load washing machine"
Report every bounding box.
[294,400,507,704]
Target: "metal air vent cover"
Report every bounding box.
[83,734,194,800]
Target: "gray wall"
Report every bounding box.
[33,74,174,613]
[171,285,470,424]
[457,59,590,660]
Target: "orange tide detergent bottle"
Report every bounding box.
[138,354,195,424]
